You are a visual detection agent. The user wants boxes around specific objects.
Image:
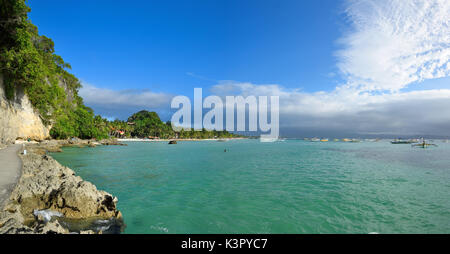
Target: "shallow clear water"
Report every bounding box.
[51,140,450,234]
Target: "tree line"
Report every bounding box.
[109,110,239,139]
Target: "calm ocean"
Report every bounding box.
[51,139,450,234]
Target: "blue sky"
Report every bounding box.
[27,0,450,136]
[28,0,344,94]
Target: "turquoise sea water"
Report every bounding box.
[51,140,450,234]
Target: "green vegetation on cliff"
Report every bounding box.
[0,0,109,139]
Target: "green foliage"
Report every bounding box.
[107,119,133,138]
[0,0,108,140]
[0,0,40,99]
[49,115,77,140]
[50,106,109,140]
[0,0,30,48]
[127,110,173,138]
[122,110,238,139]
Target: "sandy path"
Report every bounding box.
[0,144,22,209]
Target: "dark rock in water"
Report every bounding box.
[168,140,177,144]
[102,195,116,211]
[99,138,127,146]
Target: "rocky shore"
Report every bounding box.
[0,138,126,234]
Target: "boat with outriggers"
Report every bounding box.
[307,137,362,142]
[342,138,361,142]
[391,138,417,144]
[310,138,329,142]
[411,138,437,148]
[305,138,363,142]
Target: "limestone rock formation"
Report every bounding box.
[0,75,50,144]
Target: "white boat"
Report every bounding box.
[391,139,415,144]
[259,137,278,142]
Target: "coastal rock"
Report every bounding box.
[0,202,33,234]
[12,152,120,220]
[99,138,127,146]
[168,140,177,144]
[36,220,69,234]
[80,229,96,234]
[45,146,63,153]
[0,144,124,234]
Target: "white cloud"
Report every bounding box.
[336,0,450,92]
[79,83,174,120]
[215,0,450,136]
[210,81,450,136]
[79,83,173,109]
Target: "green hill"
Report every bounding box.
[109,110,238,139]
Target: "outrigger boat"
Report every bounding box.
[341,138,360,142]
[412,139,437,148]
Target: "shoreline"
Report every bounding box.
[117,137,248,142]
[0,140,125,234]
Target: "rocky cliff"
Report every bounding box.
[0,74,50,144]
